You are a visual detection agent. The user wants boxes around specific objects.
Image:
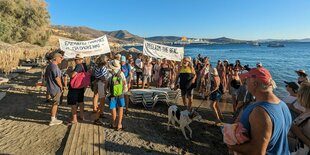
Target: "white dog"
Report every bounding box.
[167,105,202,140]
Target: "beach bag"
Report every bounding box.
[70,65,91,89]
[109,70,123,97]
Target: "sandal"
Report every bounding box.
[109,124,117,129]
[67,121,78,126]
[115,126,126,131]
[94,119,104,125]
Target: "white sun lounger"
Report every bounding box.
[129,88,181,109]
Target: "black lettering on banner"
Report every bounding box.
[162,47,168,53]
[146,43,155,50]
[155,45,161,51]
[92,44,100,49]
[169,48,177,54]
[72,46,79,51]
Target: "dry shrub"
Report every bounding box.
[0,41,56,74]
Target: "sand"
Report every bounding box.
[0,68,233,155]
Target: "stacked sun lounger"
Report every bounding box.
[128,88,180,109]
[150,88,181,106]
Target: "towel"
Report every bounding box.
[223,122,250,145]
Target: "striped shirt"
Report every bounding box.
[95,66,108,79]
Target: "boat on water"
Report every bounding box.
[267,43,285,47]
[252,42,261,46]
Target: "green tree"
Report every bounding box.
[0,0,50,46]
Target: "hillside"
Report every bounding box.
[107,30,144,43]
[51,25,143,44]
[146,36,181,42]
[207,37,248,44]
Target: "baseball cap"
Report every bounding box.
[240,67,272,85]
[121,56,126,62]
[284,81,299,91]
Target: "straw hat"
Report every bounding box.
[115,54,121,59]
[74,54,84,59]
[295,70,307,76]
[211,68,219,76]
[109,59,121,70]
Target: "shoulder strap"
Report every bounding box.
[295,112,310,126]
[291,99,297,104]
[80,64,85,72]
[116,70,122,77]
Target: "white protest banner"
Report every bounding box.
[59,35,111,59]
[143,40,184,61]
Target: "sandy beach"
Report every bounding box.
[0,68,233,155]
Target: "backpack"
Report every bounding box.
[109,70,123,97]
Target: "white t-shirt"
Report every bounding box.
[283,95,306,112]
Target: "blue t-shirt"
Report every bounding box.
[121,63,131,78]
[45,63,62,96]
[240,101,292,155]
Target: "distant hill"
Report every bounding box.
[258,38,310,43]
[146,36,182,42]
[107,30,143,43]
[51,25,143,44]
[207,37,248,44]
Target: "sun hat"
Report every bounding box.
[284,81,299,91]
[121,56,126,62]
[109,59,121,70]
[74,54,84,59]
[211,68,219,76]
[240,67,272,85]
[295,70,308,76]
[115,54,121,58]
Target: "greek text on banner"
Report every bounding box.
[59,35,111,59]
[143,40,184,61]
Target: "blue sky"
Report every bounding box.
[46,0,310,40]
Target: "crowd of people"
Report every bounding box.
[44,49,310,154]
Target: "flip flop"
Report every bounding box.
[67,121,78,126]
[115,126,126,131]
[109,124,117,129]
